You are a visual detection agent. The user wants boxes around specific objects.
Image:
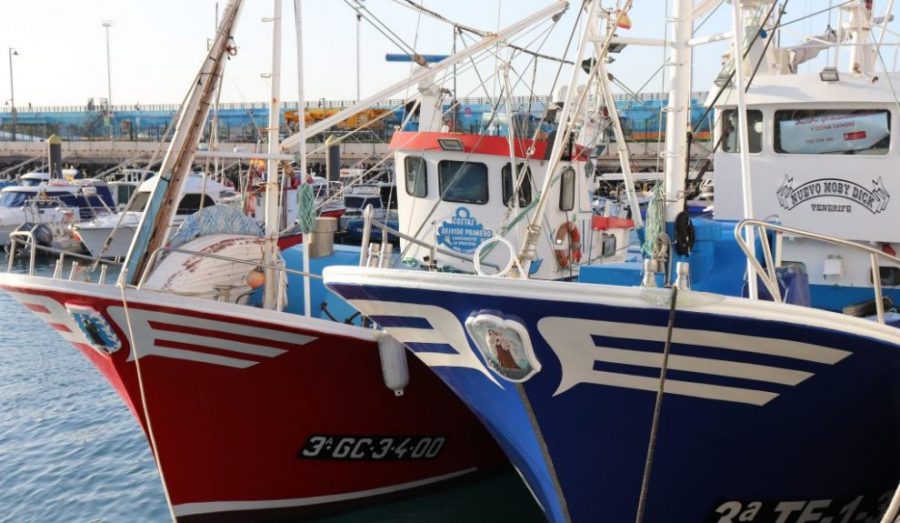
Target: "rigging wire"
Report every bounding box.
[345,0,417,57]
[781,0,855,28]
[391,0,574,65]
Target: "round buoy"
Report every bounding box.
[246,269,265,289]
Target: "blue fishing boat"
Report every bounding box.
[325,1,900,521]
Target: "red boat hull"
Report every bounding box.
[0,276,506,521]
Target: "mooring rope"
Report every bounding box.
[634,284,679,523]
[117,274,177,522]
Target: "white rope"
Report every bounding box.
[116,274,177,522]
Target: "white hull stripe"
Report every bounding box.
[349,299,503,386]
[584,319,849,364]
[145,311,316,346]
[585,370,779,406]
[539,317,850,405]
[171,468,478,517]
[150,327,287,358]
[8,292,96,348]
[591,345,812,386]
[105,307,316,368]
[8,291,315,369]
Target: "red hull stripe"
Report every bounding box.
[72,342,98,353]
[49,322,72,333]
[154,338,267,365]
[149,320,301,352]
[389,131,549,159]
[24,303,51,314]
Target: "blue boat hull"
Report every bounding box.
[325,269,900,523]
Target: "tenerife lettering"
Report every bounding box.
[776,176,890,214]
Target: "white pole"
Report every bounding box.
[514,0,598,277]
[594,10,643,228]
[731,1,758,299]
[263,0,283,310]
[356,1,362,101]
[293,0,312,318]
[662,0,692,223]
[103,21,114,142]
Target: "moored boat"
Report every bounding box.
[0,1,580,519]
[324,1,900,521]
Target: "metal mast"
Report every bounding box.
[122,0,245,285]
[263,0,283,310]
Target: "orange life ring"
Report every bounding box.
[554,221,582,268]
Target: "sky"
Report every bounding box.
[1,1,898,109]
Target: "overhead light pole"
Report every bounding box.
[356,0,362,100]
[8,47,18,142]
[102,20,113,140]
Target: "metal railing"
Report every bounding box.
[734,219,900,324]
[0,93,711,116]
[7,230,121,282]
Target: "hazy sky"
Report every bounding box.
[1,1,897,108]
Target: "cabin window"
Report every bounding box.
[559,167,575,212]
[176,194,217,215]
[721,109,763,153]
[502,164,533,207]
[116,185,135,206]
[0,192,27,208]
[774,109,890,155]
[37,192,76,208]
[404,156,428,198]
[438,160,489,204]
[126,191,150,212]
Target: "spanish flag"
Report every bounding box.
[616,10,632,30]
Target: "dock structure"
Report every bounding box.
[0,92,712,173]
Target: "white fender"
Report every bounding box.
[377,331,409,396]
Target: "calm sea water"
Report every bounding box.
[0,253,544,522]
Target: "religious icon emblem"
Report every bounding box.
[465,312,540,383]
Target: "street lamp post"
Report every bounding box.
[8,47,18,142]
[102,21,113,141]
[356,1,362,101]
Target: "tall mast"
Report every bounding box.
[662,0,693,224]
[122,0,244,285]
[731,1,758,298]
[515,0,598,276]
[263,0,283,310]
[293,0,312,317]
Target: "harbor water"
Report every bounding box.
[0,253,544,522]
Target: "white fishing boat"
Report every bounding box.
[74,173,228,259]
[0,177,116,247]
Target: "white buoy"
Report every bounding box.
[376,332,409,396]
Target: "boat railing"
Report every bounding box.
[21,196,116,222]
[6,230,321,307]
[7,230,121,283]
[358,204,499,271]
[734,219,900,324]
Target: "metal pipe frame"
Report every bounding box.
[734,219,900,324]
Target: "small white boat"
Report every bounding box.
[0,175,116,247]
[74,173,227,259]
